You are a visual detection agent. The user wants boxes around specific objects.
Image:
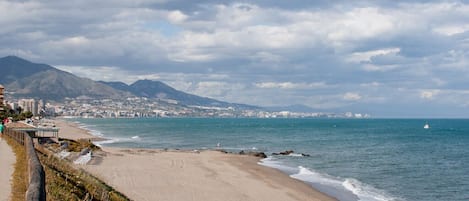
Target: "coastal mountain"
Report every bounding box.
[0,56,131,100]
[0,56,57,84]
[96,81,133,93]
[265,104,317,113]
[99,80,258,109]
[0,56,258,109]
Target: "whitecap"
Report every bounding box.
[93,139,119,147]
[342,178,397,201]
[75,122,103,137]
[291,166,398,201]
[259,157,304,175]
[291,166,342,186]
[288,153,304,157]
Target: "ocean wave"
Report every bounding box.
[93,139,118,147]
[215,146,262,152]
[89,129,103,137]
[93,135,142,147]
[75,122,104,137]
[342,178,399,201]
[288,153,305,157]
[291,166,343,186]
[260,158,398,201]
[259,157,300,174]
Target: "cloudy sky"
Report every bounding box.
[2,0,469,117]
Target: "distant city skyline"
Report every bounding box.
[2,0,469,117]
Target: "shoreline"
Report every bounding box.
[54,118,338,201]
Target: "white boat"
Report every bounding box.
[424,123,430,129]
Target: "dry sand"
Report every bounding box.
[55,118,337,201]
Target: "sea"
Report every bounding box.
[67,118,469,201]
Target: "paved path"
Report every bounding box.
[0,136,15,201]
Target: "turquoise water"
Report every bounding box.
[70,118,469,201]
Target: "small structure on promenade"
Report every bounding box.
[6,122,59,138]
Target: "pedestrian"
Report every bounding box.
[0,122,4,135]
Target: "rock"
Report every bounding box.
[272,150,311,157]
[239,150,267,158]
[252,152,267,158]
[272,150,294,155]
[281,150,294,155]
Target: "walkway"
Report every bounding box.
[0,136,15,201]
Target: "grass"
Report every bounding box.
[51,138,101,152]
[4,136,28,201]
[37,142,130,201]
[4,134,129,201]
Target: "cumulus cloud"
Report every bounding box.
[56,65,137,84]
[420,90,440,100]
[167,10,188,23]
[347,48,401,63]
[343,92,362,101]
[255,82,328,89]
[2,0,469,116]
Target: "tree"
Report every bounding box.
[0,105,35,121]
[19,111,34,119]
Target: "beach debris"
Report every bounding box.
[56,150,71,159]
[239,150,267,158]
[74,150,92,165]
[272,150,310,157]
[80,147,91,156]
[60,141,69,149]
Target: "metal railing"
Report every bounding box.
[3,128,46,201]
[4,128,25,145]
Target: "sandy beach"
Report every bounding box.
[54,119,102,141]
[55,118,337,201]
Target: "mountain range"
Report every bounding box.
[0,56,258,109]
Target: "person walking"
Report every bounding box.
[0,122,4,135]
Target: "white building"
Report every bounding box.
[18,99,44,115]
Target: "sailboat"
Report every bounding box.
[423,122,430,129]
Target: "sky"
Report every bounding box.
[1,0,469,117]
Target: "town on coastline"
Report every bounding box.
[1,85,340,201]
[6,96,370,119]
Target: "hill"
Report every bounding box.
[100,80,258,109]
[0,56,131,100]
[0,56,258,109]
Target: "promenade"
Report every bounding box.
[0,136,15,201]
